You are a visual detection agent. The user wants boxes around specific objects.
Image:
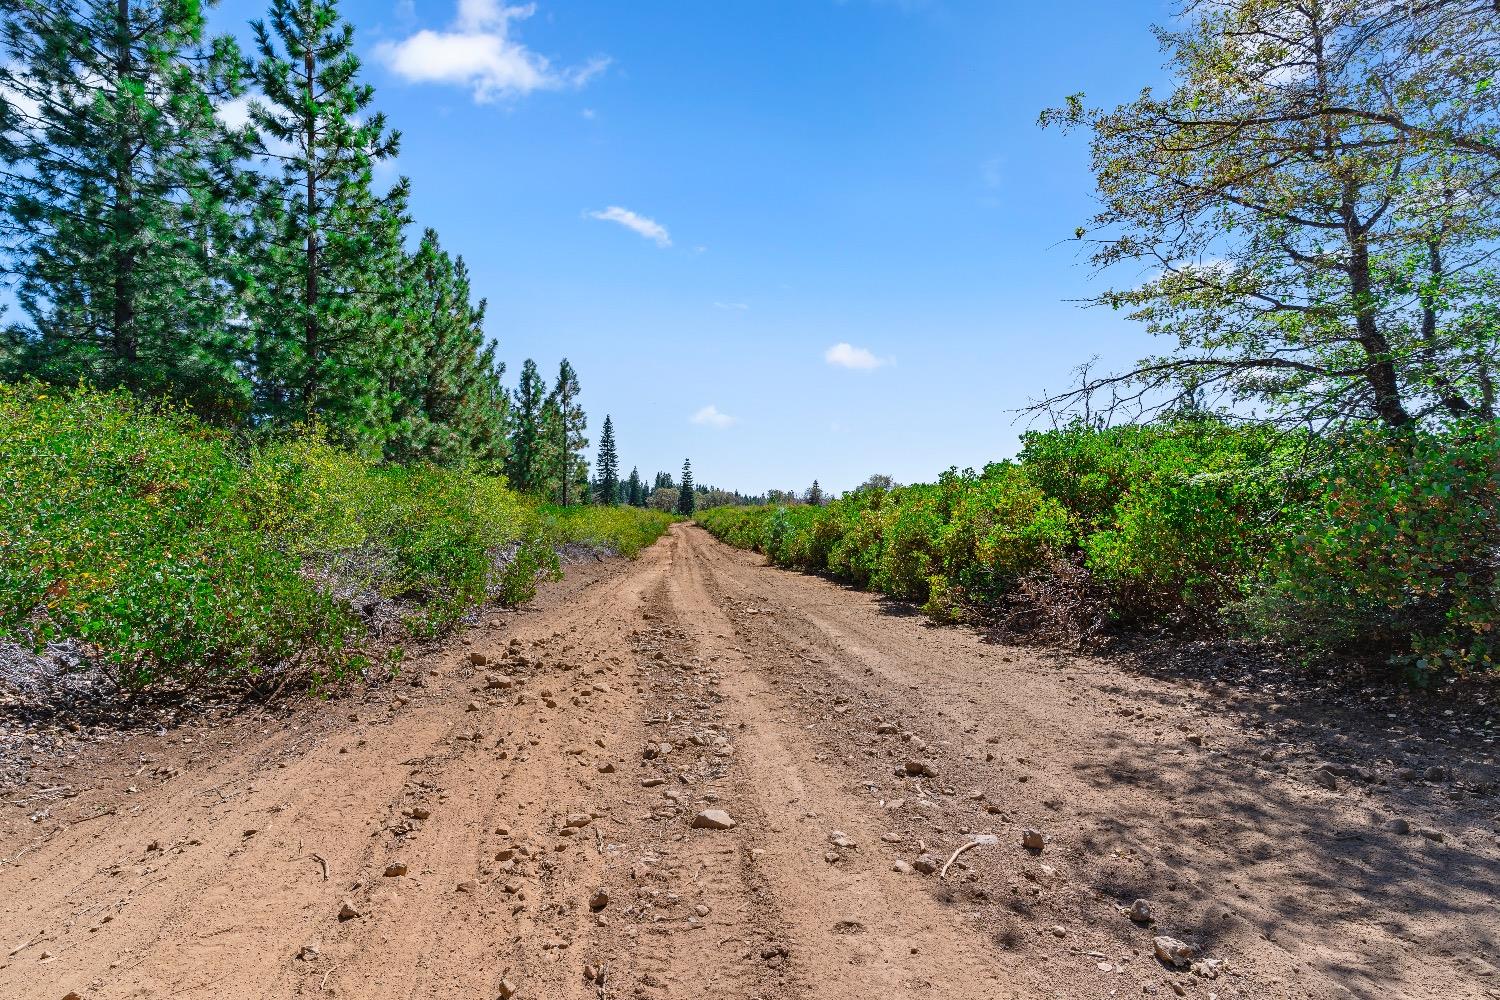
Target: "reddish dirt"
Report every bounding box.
[1,524,1497,999]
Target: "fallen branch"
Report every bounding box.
[311,854,329,881]
[940,834,999,878]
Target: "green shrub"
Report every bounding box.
[0,383,358,688]
[0,382,675,690]
[1248,424,1500,674]
[545,504,678,558]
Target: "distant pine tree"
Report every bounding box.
[507,358,548,493]
[594,414,619,505]
[548,358,588,505]
[384,228,508,467]
[626,466,643,506]
[806,480,824,506]
[676,459,696,515]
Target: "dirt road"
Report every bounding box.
[2,524,1497,1000]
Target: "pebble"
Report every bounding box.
[589,889,609,911]
[904,759,936,777]
[1311,769,1338,791]
[337,901,361,921]
[384,862,408,877]
[892,860,915,875]
[1126,899,1155,924]
[912,854,939,874]
[1383,818,1411,835]
[1021,828,1045,851]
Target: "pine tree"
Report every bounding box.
[507,358,548,493]
[0,0,252,417]
[548,358,588,505]
[676,459,696,516]
[245,0,409,444]
[594,414,619,505]
[625,466,643,507]
[806,480,824,506]
[384,228,508,467]
[654,470,674,492]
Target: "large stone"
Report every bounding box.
[691,809,736,831]
[1154,936,1198,968]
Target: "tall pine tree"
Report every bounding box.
[676,459,695,516]
[594,414,619,505]
[0,0,252,417]
[625,466,643,507]
[548,358,587,505]
[245,0,408,444]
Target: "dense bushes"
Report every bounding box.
[699,419,1499,674]
[0,383,674,689]
[1245,424,1499,675]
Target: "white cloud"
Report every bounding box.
[713,301,748,311]
[824,342,891,371]
[690,405,736,428]
[216,95,253,129]
[375,2,607,104]
[588,206,671,248]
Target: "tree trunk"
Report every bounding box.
[112,0,136,370]
[303,46,319,417]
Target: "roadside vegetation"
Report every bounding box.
[701,419,1500,678]
[0,383,674,691]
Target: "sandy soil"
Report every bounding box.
[1,524,1496,1000]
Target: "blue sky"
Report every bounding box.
[212,0,1174,494]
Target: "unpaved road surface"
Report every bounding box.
[2,524,1497,1000]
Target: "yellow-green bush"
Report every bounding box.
[0,382,672,689]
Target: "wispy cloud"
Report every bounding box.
[375,1,607,104]
[824,342,891,371]
[588,206,671,248]
[690,404,736,428]
[713,301,749,311]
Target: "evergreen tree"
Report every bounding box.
[0,0,252,417]
[594,414,619,505]
[653,470,674,492]
[507,358,548,493]
[383,228,508,467]
[548,358,588,505]
[245,0,409,443]
[625,466,643,507]
[676,459,696,515]
[806,480,824,506]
